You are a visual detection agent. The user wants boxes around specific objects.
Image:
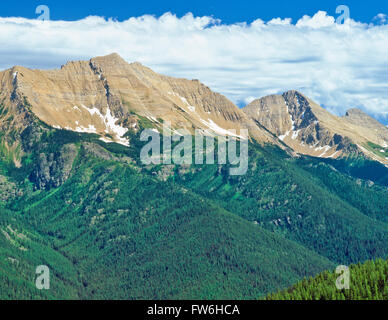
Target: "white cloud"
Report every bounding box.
[296,11,335,28]
[373,13,387,24]
[267,18,292,26]
[1,11,388,123]
[243,96,257,105]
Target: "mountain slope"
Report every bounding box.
[0,132,334,299]
[243,90,388,165]
[3,54,387,166]
[0,53,277,154]
[343,108,388,143]
[1,54,388,300]
[175,144,388,265]
[267,258,388,300]
[0,207,80,299]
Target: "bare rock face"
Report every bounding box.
[81,142,115,161]
[343,108,388,144]
[0,53,277,148]
[244,94,290,136]
[244,90,387,163]
[31,144,78,190]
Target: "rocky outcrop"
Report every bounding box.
[81,142,115,161]
[31,144,78,190]
[0,175,23,202]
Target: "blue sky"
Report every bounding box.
[0,0,386,24]
[0,1,388,123]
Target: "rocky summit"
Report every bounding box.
[0,53,275,153]
[244,90,388,164]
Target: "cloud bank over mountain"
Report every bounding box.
[1,11,388,122]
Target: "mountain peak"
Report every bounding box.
[93,52,126,62]
[345,108,367,117]
[89,53,129,70]
[0,55,279,154]
[283,89,304,97]
[243,90,388,163]
[2,54,387,166]
[344,108,381,125]
[343,108,388,146]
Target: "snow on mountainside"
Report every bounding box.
[244,90,388,165]
[0,53,276,149]
[1,53,387,166]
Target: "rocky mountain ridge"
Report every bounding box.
[244,90,388,165]
[1,53,388,168]
[0,53,275,147]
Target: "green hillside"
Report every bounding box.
[176,144,388,265]
[1,125,388,299]
[0,208,80,299]
[267,258,388,300]
[1,130,334,299]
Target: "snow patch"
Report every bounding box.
[168,91,196,113]
[279,131,290,141]
[99,137,114,144]
[315,145,332,157]
[80,104,129,146]
[146,115,159,123]
[75,124,97,134]
[284,101,294,127]
[179,95,196,112]
[291,130,300,140]
[199,118,246,139]
[328,150,340,158]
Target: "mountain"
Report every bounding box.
[176,144,388,265]
[3,53,388,167]
[267,258,388,300]
[243,91,388,165]
[344,108,388,142]
[0,130,335,299]
[1,54,388,300]
[0,53,276,158]
[1,127,387,299]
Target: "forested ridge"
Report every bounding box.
[267,258,388,300]
[1,126,387,299]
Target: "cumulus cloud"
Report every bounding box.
[373,13,387,24]
[1,11,388,122]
